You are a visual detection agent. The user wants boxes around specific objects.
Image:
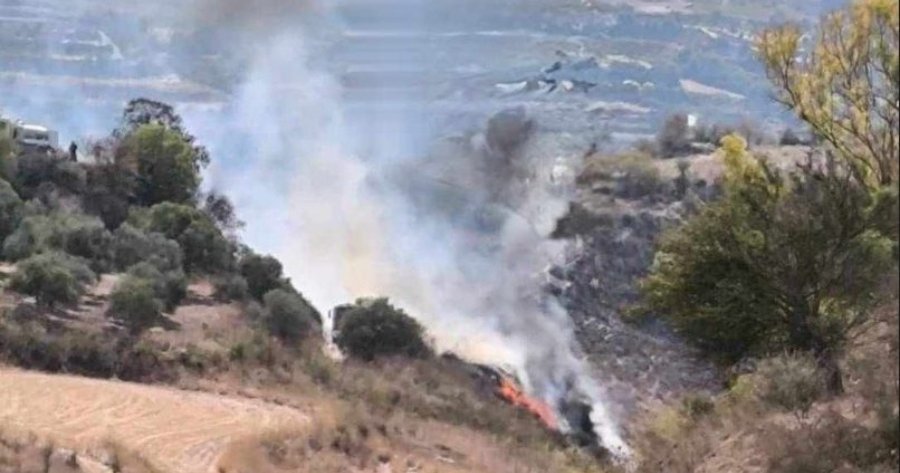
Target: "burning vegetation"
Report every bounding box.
[456,358,608,458]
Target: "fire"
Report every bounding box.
[497,377,558,430]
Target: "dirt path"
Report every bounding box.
[0,369,309,473]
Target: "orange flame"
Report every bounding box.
[497,377,558,430]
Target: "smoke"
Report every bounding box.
[2,0,629,458]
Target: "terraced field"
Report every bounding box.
[0,369,309,473]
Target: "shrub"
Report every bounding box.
[109,276,162,333]
[757,354,826,413]
[142,203,234,274]
[179,218,235,274]
[213,274,249,302]
[111,224,183,272]
[239,253,288,300]
[641,136,896,391]
[0,179,23,243]
[11,153,85,200]
[262,288,319,342]
[3,212,110,264]
[336,298,431,361]
[8,252,95,307]
[3,214,55,261]
[125,262,187,311]
[54,216,113,272]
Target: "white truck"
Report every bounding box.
[0,115,59,152]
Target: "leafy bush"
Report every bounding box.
[125,262,187,311]
[141,203,234,274]
[109,276,162,333]
[641,136,896,390]
[179,218,235,274]
[3,214,56,261]
[757,354,826,413]
[0,320,173,381]
[2,212,114,271]
[336,298,431,361]
[11,153,86,200]
[9,252,95,307]
[54,216,113,272]
[0,179,23,242]
[262,288,319,342]
[118,124,200,206]
[239,253,288,300]
[83,160,136,230]
[111,224,183,272]
[213,273,249,302]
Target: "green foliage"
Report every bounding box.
[336,298,431,361]
[109,276,163,333]
[2,212,112,270]
[641,137,896,367]
[140,203,234,274]
[9,251,95,307]
[83,160,136,230]
[262,288,319,342]
[115,98,210,170]
[757,353,826,413]
[239,253,288,300]
[125,262,187,312]
[0,179,23,243]
[11,153,86,200]
[119,124,200,206]
[111,224,183,272]
[54,216,113,272]
[179,217,235,274]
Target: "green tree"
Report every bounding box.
[239,253,288,300]
[641,136,895,392]
[111,224,183,272]
[757,0,899,187]
[125,262,187,312]
[262,288,319,342]
[119,124,200,206]
[140,203,234,274]
[9,252,96,307]
[336,298,431,362]
[109,276,162,334]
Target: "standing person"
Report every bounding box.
[69,141,78,162]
